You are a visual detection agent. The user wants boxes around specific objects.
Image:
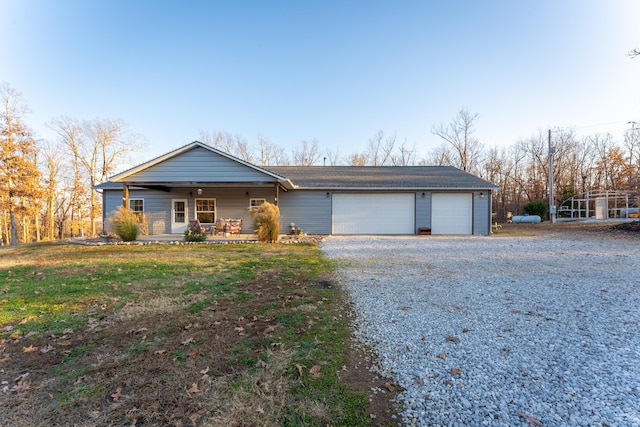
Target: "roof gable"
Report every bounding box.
[109,141,291,186]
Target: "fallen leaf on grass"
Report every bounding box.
[40,344,54,353]
[154,350,166,355]
[189,410,203,424]
[187,383,199,394]
[295,364,304,377]
[111,387,122,401]
[10,379,31,392]
[516,410,544,426]
[384,382,395,392]
[259,360,272,371]
[310,365,321,376]
[14,373,29,382]
[19,316,37,325]
[181,337,195,346]
[22,345,38,353]
[263,325,275,334]
[200,367,210,380]
[10,331,21,340]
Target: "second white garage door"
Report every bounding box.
[332,193,415,234]
[431,193,472,235]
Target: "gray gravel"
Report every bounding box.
[321,234,640,427]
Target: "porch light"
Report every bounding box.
[480,192,485,198]
[197,188,203,196]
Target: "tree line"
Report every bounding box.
[2,82,639,245]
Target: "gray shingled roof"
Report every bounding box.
[95,163,498,191]
[267,166,497,190]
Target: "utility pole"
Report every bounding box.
[548,129,556,224]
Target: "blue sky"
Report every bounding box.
[2,0,639,163]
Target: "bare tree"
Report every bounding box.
[256,134,289,166]
[293,139,322,166]
[391,139,417,166]
[624,125,640,167]
[50,116,143,236]
[366,130,396,166]
[39,140,66,240]
[431,109,483,173]
[323,147,341,166]
[232,134,254,163]
[49,116,86,237]
[426,142,455,166]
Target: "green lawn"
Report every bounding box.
[0,242,379,426]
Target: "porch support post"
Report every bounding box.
[123,184,129,208]
[275,184,279,206]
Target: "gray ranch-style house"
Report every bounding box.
[96,141,498,236]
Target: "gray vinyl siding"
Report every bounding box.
[415,191,432,233]
[127,146,277,183]
[277,191,332,235]
[103,189,174,235]
[473,191,491,235]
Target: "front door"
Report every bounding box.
[171,199,188,233]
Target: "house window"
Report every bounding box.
[249,198,266,210]
[196,199,216,223]
[129,199,144,214]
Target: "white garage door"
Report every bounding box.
[431,193,472,235]
[332,193,415,234]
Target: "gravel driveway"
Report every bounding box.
[321,234,640,427]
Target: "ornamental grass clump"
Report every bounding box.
[250,202,280,243]
[111,206,138,241]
